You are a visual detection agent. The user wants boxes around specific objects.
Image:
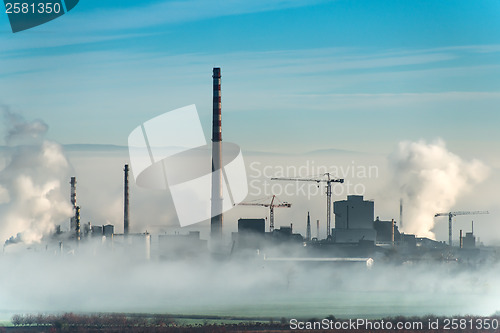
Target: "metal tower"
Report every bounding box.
[240,195,291,232]
[434,210,489,246]
[271,173,344,238]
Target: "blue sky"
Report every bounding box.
[0,0,500,157]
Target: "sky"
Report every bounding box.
[0,0,499,243]
[0,0,499,154]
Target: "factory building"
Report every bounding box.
[333,195,376,244]
[103,224,114,237]
[238,218,266,234]
[374,217,401,244]
[232,219,303,250]
[91,225,103,236]
[463,232,476,248]
[415,237,447,249]
[233,218,266,250]
[400,234,417,247]
[272,225,303,243]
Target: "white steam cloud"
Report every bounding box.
[0,107,73,245]
[390,139,489,239]
[4,109,49,146]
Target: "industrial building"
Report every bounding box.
[238,218,266,234]
[374,217,401,244]
[333,195,377,244]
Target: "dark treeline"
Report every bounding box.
[10,312,175,328]
[4,313,500,332]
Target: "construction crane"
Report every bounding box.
[271,173,344,238]
[434,211,489,247]
[239,195,291,232]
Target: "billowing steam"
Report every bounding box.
[4,110,49,145]
[0,107,72,245]
[390,139,489,239]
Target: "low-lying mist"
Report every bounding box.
[1,239,500,321]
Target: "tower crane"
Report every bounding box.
[271,173,344,238]
[239,195,291,232]
[434,211,489,247]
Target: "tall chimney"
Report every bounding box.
[70,177,77,208]
[75,205,81,241]
[70,177,77,231]
[316,220,319,239]
[211,67,223,239]
[306,212,311,241]
[124,164,130,235]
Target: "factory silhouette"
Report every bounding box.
[14,67,492,267]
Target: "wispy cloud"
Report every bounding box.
[1,43,499,147]
[284,91,500,111]
[0,32,157,56]
[64,0,331,32]
[0,0,331,53]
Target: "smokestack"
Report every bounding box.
[124,164,130,235]
[70,177,77,208]
[70,177,77,231]
[211,67,223,240]
[306,212,311,241]
[75,206,81,241]
[472,220,474,235]
[316,220,319,239]
[460,229,463,249]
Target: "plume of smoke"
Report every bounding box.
[389,139,489,239]
[3,108,48,145]
[0,107,72,244]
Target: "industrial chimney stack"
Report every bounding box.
[306,212,311,241]
[211,67,223,239]
[70,177,77,232]
[124,164,130,235]
[70,177,77,208]
[75,205,81,241]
